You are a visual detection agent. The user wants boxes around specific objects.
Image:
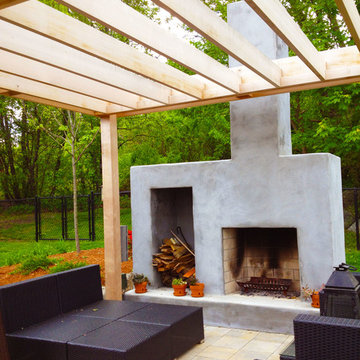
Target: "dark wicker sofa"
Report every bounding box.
[0,265,204,360]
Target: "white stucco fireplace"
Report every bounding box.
[130,1,345,298]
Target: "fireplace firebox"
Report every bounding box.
[223,228,299,295]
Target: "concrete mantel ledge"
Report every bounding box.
[124,288,318,334]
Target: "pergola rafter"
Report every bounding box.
[1,0,360,299]
[335,0,360,51]
[0,0,359,117]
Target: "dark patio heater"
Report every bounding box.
[320,263,360,319]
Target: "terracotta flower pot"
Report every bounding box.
[134,281,147,294]
[311,291,320,308]
[172,284,187,296]
[190,283,205,297]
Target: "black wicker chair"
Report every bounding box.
[0,265,204,360]
[280,314,360,360]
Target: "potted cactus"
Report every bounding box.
[133,273,150,294]
[189,276,205,297]
[172,278,187,296]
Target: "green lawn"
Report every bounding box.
[0,207,131,242]
[345,231,360,270]
[0,206,132,267]
[0,239,105,267]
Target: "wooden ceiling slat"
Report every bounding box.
[57,0,242,93]
[0,0,207,99]
[0,71,129,114]
[0,20,187,105]
[153,0,281,87]
[114,46,360,116]
[334,0,360,52]
[0,0,27,10]
[0,0,359,116]
[245,0,326,81]
[0,49,163,110]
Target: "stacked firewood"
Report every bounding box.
[152,236,195,287]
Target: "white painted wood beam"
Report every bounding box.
[0,72,129,114]
[57,0,241,93]
[334,0,360,52]
[245,0,326,81]
[100,114,122,300]
[153,0,281,87]
[0,20,185,105]
[0,0,207,99]
[0,49,163,110]
[0,0,27,10]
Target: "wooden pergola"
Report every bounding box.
[1,0,360,299]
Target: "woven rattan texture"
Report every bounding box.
[294,314,360,360]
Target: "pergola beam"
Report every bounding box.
[0,0,207,99]
[0,0,27,10]
[245,0,326,81]
[57,0,242,93]
[0,71,129,114]
[0,49,162,110]
[0,20,189,106]
[153,0,281,87]
[113,46,360,117]
[334,0,360,52]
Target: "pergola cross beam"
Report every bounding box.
[152,0,281,87]
[245,0,326,81]
[335,0,360,52]
[57,0,242,94]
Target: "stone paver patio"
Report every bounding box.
[178,326,293,360]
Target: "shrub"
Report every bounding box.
[15,255,56,275]
[48,261,87,274]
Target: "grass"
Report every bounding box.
[48,261,88,274]
[0,240,104,267]
[345,231,360,270]
[0,207,132,242]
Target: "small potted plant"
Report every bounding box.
[172,278,187,296]
[302,285,322,308]
[189,276,205,297]
[133,273,150,294]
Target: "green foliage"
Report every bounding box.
[172,278,187,285]
[15,255,56,275]
[48,261,88,274]
[0,240,104,267]
[345,231,360,270]
[133,273,150,284]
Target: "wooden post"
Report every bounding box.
[100,114,122,300]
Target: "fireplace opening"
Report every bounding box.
[223,227,300,296]
[151,187,195,286]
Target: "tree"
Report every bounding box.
[38,109,100,253]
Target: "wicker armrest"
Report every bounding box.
[294,314,360,360]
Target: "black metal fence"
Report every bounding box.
[0,191,131,242]
[0,189,359,243]
[343,188,360,249]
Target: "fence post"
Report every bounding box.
[34,196,39,242]
[88,193,92,241]
[61,196,65,240]
[91,191,95,241]
[355,189,360,250]
[64,197,68,240]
